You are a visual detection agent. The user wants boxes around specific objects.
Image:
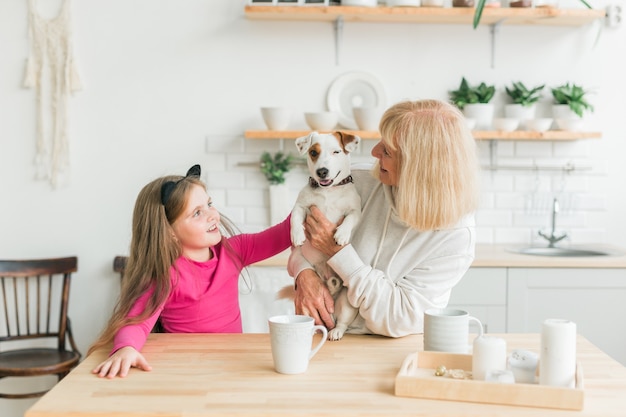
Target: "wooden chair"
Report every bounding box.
[113,255,128,279]
[0,257,81,399]
[113,256,163,333]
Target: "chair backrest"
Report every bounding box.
[113,256,128,279]
[0,257,78,350]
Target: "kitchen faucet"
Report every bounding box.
[538,197,568,247]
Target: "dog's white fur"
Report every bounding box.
[289,131,361,341]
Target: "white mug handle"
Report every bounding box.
[468,316,484,353]
[469,315,484,336]
[309,325,328,360]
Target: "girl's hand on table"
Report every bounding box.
[92,346,152,378]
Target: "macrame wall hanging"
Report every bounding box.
[23,0,82,188]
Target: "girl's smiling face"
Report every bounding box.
[171,184,221,261]
[371,139,399,186]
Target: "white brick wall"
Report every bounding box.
[206,135,607,245]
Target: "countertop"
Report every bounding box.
[25,333,626,417]
[254,244,626,268]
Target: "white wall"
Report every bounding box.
[1,1,625,415]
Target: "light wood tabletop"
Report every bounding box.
[25,333,626,417]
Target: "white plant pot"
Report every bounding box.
[504,104,536,130]
[269,183,291,225]
[463,103,495,130]
[552,104,584,131]
[552,104,579,120]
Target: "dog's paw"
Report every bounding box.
[291,229,306,247]
[328,324,348,341]
[333,225,352,246]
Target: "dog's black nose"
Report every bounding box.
[316,168,329,179]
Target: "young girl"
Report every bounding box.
[90,164,291,378]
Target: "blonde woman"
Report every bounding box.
[289,99,479,337]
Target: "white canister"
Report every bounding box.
[540,319,577,387]
[472,335,507,381]
[508,349,539,384]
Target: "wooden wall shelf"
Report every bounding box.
[245,129,601,141]
[244,5,606,27]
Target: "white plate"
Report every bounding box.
[326,72,387,130]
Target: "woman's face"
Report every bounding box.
[371,140,399,186]
[171,184,221,261]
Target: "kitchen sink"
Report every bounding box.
[509,246,614,257]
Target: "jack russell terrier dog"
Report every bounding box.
[287,131,362,341]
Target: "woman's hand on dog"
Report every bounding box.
[295,269,336,330]
[304,206,345,257]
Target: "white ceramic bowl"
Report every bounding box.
[555,118,584,131]
[260,107,291,131]
[352,106,381,131]
[305,112,339,131]
[492,118,520,132]
[342,0,377,6]
[525,118,553,132]
[465,118,477,130]
[387,0,421,6]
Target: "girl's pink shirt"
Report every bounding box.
[112,216,291,354]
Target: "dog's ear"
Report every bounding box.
[295,132,316,155]
[336,131,361,154]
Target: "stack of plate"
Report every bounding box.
[326,71,387,130]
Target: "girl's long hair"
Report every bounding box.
[88,174,240,355]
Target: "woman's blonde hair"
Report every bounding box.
[88,171,240,355]
[375,99,479,230]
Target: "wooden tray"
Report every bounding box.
[395,351,584,411]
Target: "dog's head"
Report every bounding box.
[295,131,361,188]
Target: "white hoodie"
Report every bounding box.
[288,167,475,337]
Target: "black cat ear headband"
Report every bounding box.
[160,164,201,206]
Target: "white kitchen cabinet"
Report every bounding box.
[448,267,507,334]
[507,268,626,366]
[239,266,295,333]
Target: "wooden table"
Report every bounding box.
[25,333,626,417]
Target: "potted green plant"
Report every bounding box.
[472,0,593,29]
[260,151,294,224]
[449,77,496,130]
[550,82,594,130]
[551,82,594,118]
[504,81,545,124]
[260,151,293,185]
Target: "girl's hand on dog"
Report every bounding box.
[304,206,345,258]
[295,269,336,330]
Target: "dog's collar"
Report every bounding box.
[308,175,353,189]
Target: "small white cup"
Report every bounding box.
[261,107,291,131]
[268,314,328,375]
[472,335,507,381]
[423,308,483,354]
[352,106,381,131]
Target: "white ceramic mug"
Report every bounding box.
[268,314,328,374]
[423,308,483,354]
